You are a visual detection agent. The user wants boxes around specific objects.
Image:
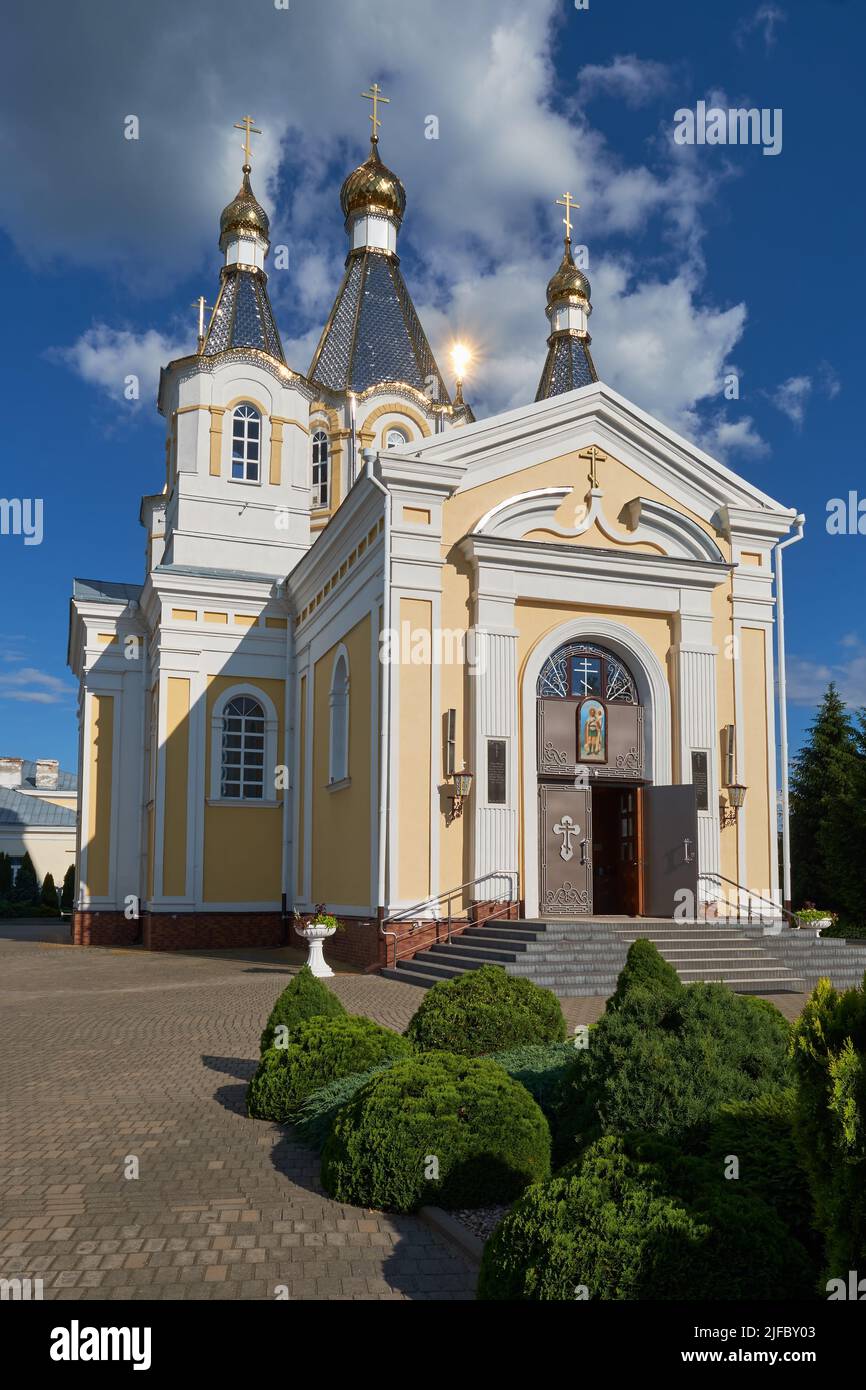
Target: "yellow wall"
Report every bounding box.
[162,677,190,897]
[396,600,433,904]
[310,614,373,906]
[202,675,285,903]
[741,627,772,895]
[85,694,113,897]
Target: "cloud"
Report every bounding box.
[735,4,788,51]
[48,325,189,409]
[768,364,841,427]
[575,55,672,109]
[0,667,74,706]
[787,639,866,708]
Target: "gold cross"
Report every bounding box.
[234,114,261,166]
[361,82,389,140]
[191,296,213,349]
[555,191,580,243]
[579,445,607,489]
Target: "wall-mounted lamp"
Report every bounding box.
[446,767,474,823]
[720,782,747,827]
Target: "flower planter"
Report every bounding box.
[795,915,833,933]
[294,922,337,978]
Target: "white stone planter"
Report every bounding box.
[795,915,832,933]
[294,921,337,977]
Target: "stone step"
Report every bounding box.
[426,940,521,963]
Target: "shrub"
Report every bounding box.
[10,852,39,905]
[479,1134,815,1301]
[608,938,682,1010]
[60,863,75,913]
[259,965,346,1053]
[0,852,12,899]
[790,976,866,1276]
[406,965,566,1056]
[247,1015,412,1121]
[321,1052,551,1212]
[293,1063,396,1151]
[40,872,58,911]
[555,982,792,1160]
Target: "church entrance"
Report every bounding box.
[535,640,698,918]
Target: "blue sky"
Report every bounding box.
[0,0,863,772]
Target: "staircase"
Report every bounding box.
[381,917,816,997]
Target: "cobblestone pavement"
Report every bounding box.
[0,923,808,1302]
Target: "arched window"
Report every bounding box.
[328,650,350,784]
[231,403,261,482]
[385,427,408,448]
[537,642,638,703]
[220,695,265,799]
[311,430,329,508]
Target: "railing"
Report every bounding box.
[698,872,797,928]
[379,870,519,970]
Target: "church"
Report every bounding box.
[67,93,801,967]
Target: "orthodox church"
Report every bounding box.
[68,94,800,965]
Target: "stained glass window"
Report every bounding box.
[537,642,637,703]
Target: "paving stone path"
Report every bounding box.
[0,923,807,1301]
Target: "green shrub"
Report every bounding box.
[790,976,866,1276]
[0,852,12,899]
[406,965,566,1056]
[479,1134,815,1301]
[608,938,682,1010]
[555,982,792,1160]
[40,872,58,911]
[321,1052,551,1212]
[259,965,346,1053]
[293,1063,396,1151]
[10,852,39,905]
[60,863,75,913]
[247,1015,412,1121]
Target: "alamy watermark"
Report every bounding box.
[674,101,782,157]
[0,498,43,546]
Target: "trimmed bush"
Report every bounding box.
[556,982,792,1160]
[406,964,566,1056]
[247,1015,412,1121]
[60,863,75,913]
[10,852,39,905]
[293,1063,396,1151]
[0,852,12,899]
[479,1134,815,1301]
[40,872,58,911]
[491,1042,577,1158]
[259,965,345,1053]
[790,976,866,1276]
[321,1052,551,1212]
[608,938,681,1010]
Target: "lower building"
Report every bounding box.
[0,758,78,889]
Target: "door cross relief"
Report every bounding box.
[553,814,581,862]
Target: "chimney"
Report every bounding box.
[35,758,60,790]
[0,757,24,789]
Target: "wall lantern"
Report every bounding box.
[720,782,747,827]
[447,767,474,822]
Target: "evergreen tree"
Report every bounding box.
[40,871,58,911]
[789,685,861,914]
[10,851,40,905]
[60,863,75,913]
[0,852,11,900]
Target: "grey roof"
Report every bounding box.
[154,563,280,584]
[535,335,598,401]
[0,761,77,829]
[308,250,450,402]
[203,268,285,363]
[73,578,142,604]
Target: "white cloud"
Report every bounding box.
[0,667,74,706]
[735,5,788,51]
[575,55,672,109]
[787,642,866,708]
[770,375,812,427]
[49,325,189,409]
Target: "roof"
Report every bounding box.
[203,267,285,363]
[73,578,142,604]
[0,761,77,829]
[535,335,598,400]
[307,249,450,402]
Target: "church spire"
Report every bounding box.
[201,116,285,363]
[535,190,598,401]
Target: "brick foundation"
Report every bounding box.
[72,912,141,947]
[142,913,286,950]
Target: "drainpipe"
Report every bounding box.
[774,513,805,914]
[364,453,391,913]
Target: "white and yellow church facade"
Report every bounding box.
[68,104,800,964]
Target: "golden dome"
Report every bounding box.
[340,140,406,225]
[547,243,591,306]
[219,167,270,247]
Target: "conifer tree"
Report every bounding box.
[40,871,58,911]
[0,852,11,900]
[10,851,39,905]
[60,863,75,913]
[789,684,861,915]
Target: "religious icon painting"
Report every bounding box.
[577,698,606,763]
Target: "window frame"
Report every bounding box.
[209,684,280,805]
[328,646,350,787]
[311,429,330,509]
[384,426,409,449]
[229,402,263,485]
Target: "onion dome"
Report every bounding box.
[340,140,406,226]
[547,243,591,306]
[219,166,270,251]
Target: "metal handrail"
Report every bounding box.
[380,869,519,969]
[698,871,797,927]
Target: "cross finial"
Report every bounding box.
[234,114,262,168]
[555,191,580,245]
[579,445,607,490]
[361,82,390,142]
[191,295,213,352]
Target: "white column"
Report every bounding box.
[469,625,520,901]
[673,612,720,902]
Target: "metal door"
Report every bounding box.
[642,785,699,917]
[539,784,593,916]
